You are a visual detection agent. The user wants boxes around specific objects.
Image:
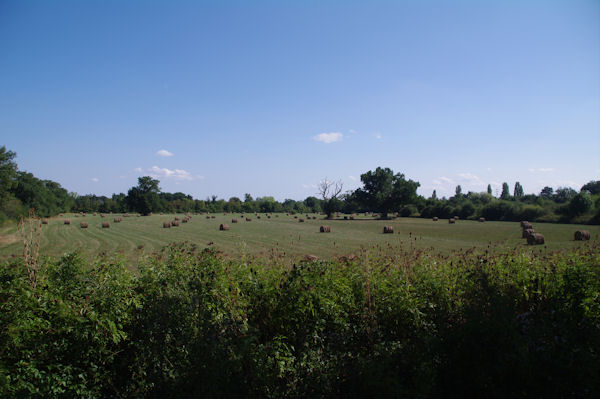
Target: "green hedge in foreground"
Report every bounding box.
[1,243,599,398]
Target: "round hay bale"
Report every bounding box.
[232,218,238,223]
[433,217,439,221]
[171,220,180,227]
[41,219,49,225]
[521,221,532,229]
[182,218,189,223]
[350,215,355,220]
[574,230,591,241]
[268,215,271,219]
[206,216,211,219]
[64,220,71,225]
[80,222,88,228]
[246,218,252,222]
[383,226,394,234]
[102,222,110,228]
[320,225,331,233]
[527,233,545,245]
[163,221,171,228]
[257,216,261,219]
[93,212,97,216]
[448,218,455,224]
[114,217,121,223]
[220,223,230,231]
[294,216,298,219]
[479,217,485,222]
[522,228,535,239]
[453,216,460,220]
[100,213,105,218]
[299,218,305,222]
[211,216,215,219]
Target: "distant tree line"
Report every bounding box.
[1,146,599,224]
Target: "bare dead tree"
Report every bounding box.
[318,178,343,219]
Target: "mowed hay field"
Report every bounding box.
[0,213,598,262]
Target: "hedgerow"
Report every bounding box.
[1,243,598,398]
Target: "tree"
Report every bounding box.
[500,182,511,200]
[318,179,343,219]
[455,185,462,197]
[540,186,554,199]
[126,176,161,215]
[513,182,524,199]
[354,167,420,219]
[554,187,577,203]
[568,192,592,217]
[431,190,437,200]
[0,146,17,208]
[581,180,600,195]
[487,184,493,195]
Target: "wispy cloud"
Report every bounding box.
[457,173,482,184]
[156,149,174,157]
[149,166,202,181]
[134,167,143,173]
[314,132,343,144]
[375,133,382,139]
[528,167,554,173]
[91,177,99,182]
[348,175,357,181]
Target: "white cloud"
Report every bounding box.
[156,149,174,157]
[457,173,482,184]
[529,167,554,173]
[439,177,453,183]
[91,177,99,182]
[314,132,343,144]
[375,133,382,139]
[348,175,357,181]
[134,167,143,173]
[149,166,202,181]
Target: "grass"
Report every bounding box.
[0,212,598,262]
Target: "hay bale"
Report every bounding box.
[80,222,88,228]
[453,216,459,220]
[574,230,591,241]
[522,228,535,239]
[163,221,171,228]
[521,221,532,229]
[350,215,355,220]
[232,218,238,223]
[64,220,71,225]
[93,212,97,216]
[182,218,188,223]
[527,233,545,245]
[102,222,110,228]
[268,215,271,219]
[114,217,121,223]
[100,213,105,218]
[433,217,439,221]
[344,216,348,220]
[246,218,252,222]
[383,226,394,234]
[41,219,48,225]
[171,220,180,227]
[124,213,130,217]
[320,225,331,233]
[211,216,215,219]
[294,216,298,219]
[303,254,320,262]
[448,218,455,224]
[206,216,211,219]
[299,218,305,222]
[220,223,230,231]
[257,216,261,219]
[479,217,485,222]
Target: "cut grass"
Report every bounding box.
[0,213,597,262]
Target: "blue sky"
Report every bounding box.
[1,0,598,200]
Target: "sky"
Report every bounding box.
[1,0,599,201]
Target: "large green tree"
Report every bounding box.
[500,182,511,200]
[126,176,161,215]
[354,167,420,218]
[0,146,17,208]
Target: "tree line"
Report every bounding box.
[1,146,599,224]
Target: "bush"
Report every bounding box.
[1,244,599,398]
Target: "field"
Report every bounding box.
[1,212,597,262]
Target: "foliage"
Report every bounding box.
[581,180,600,195]
[1,243,598,398]
[354,167,420,219]
[500,182,511,200]
[126,176,161,216]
